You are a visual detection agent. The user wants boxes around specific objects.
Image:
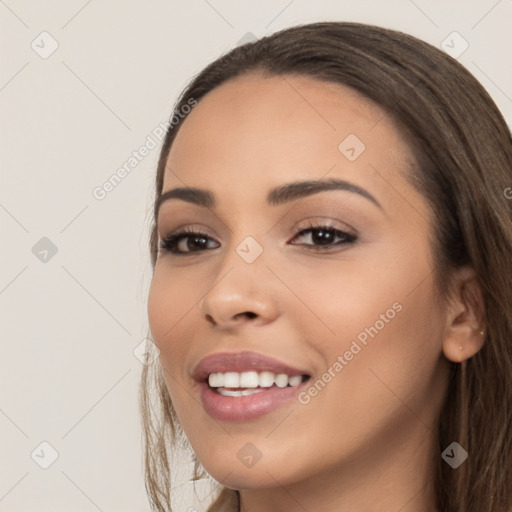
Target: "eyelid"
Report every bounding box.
[294,216,358,235]
[158,219,358,256]
[158,216,356,242]
[157,223,217,242]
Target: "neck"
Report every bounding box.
[238,425,440,512]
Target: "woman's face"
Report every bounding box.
[148,74,452,493]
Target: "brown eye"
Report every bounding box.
[159,229,219,254]
[290,224,357,251]
[158,223,357,256]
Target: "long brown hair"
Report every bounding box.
[139,21,512,512]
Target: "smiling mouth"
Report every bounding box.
[206,371,311,396]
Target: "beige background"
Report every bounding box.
[1,1,511,511]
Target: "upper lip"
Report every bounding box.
[192,350,311,382]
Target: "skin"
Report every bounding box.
[147,73,485,512]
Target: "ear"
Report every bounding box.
[442,266,486,363]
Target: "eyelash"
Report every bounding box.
[158,222,357,256]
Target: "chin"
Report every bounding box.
[198,453,298,491]
[207,469,286,491]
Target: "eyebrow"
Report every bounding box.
[155,178,382,217]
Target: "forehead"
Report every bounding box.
[168,72,398,154]
[162,73,419,215]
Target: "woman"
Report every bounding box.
[140,21,512,512]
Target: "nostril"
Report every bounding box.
[205,314,217,326]
[235,311,257,320]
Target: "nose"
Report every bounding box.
[199,253,281,330]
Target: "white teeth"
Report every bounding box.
[275,374,289,388]
[239,371,259,387]
[288,375,302,387]
[223,372,240,387]
[217,388,267,397]
[258,371,275,387]
[208,373,223,388]
[207,371,306,390]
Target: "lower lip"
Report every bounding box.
[198,380,309,421]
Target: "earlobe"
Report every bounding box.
[442,266,486,363]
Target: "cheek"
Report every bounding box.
[147,266,208,403]
[308,237,436,346]
[287,243,443,403]
[148,266,191,341]
[147,272,167,349]
[147,273,189,403]
[285,255,402,346]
